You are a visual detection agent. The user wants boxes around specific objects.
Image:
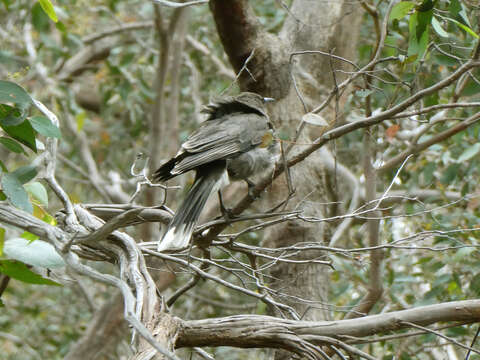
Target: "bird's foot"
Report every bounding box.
[220,205,236,221]
[246,179,259,200]
[218,191,236,221]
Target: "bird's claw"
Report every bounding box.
[218,191,236,221]
[246,180,259,200]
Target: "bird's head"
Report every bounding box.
[202,92,275,120]
[233,92,275,115]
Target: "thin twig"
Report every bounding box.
[401,321,480,356]
[466,325,480,360]
[153,0,208,8]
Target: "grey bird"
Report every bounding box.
[154,92,275,252]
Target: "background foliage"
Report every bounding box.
[0,0,480,359]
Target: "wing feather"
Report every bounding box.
[182,119,242,153]
[168,112,269,175]
[172,142,241,174]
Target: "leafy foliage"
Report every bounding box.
[0,0,479,359]
[0,81,60,217]
[0,260,60,285]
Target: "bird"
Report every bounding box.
[153,92,275,252]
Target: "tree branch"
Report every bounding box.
[208,0,262,73]
[379,111,480,172]
[177,300,480,350]
[153,0,208,8]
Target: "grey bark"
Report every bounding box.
[207,2,363,357]
[207,0,363,329]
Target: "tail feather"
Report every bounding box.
[153,157,177,182]
[157,162,227,251]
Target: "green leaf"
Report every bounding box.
[446,17,479,39]
[440,163,460,185]
[433,273,451,286]
[38,0,58,22]
[390,1,415,21]
[431,17,449,38]
[4,238,65,268]
[405,54,418,64]
[0,81,32,110]
[470,273,480,296]
[25,182,48,206]
[408,12,418,53]
[0,227,4,256]
[120,52,135,67]
[76,112,86,131]
[2,119,37,152]
[416,0,435,12]
[41,212,55,226]
[0,259,60,285]
[1,173,33,213]
[12,165,37,184]
[31,2,50,32]
[2,0,12,10]
[408,12,429,58]
[446,326,468,337]
[21,231,39,241]
[456,2,472,28]
[55,21,66,33]
[453,247,475,261]
[0,137,24,153]
[449,0,461,17]
[458,143,480,162]
[29,115,61,138]
[461,78,480,97]
[416,9,433,43]
[0,103,26,126]
[422,162,436,184]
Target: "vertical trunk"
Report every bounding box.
[166,8,190,154]
[266,0,363,322]
[144,7,190,241]
[209,3,363,358]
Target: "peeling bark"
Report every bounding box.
[176,300,480,350]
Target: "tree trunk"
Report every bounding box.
[208,2,363,357]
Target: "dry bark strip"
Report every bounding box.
[173,300,480,351]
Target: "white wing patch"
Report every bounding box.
[157,225,191,252]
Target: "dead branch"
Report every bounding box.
[176,300,480,352]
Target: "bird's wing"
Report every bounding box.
[170,114,267,175]
[172,142,241,175]
[182,113,266,152]
[181,120,240,153]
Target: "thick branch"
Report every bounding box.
[208,0,261,73]
[0,203,64,241]
[177,300,480,349]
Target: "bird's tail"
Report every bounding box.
[157,162,228,252]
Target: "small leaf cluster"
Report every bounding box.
[0,81,60,213]
[0,81,61,289]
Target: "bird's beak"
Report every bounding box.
[263,97,275,103]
